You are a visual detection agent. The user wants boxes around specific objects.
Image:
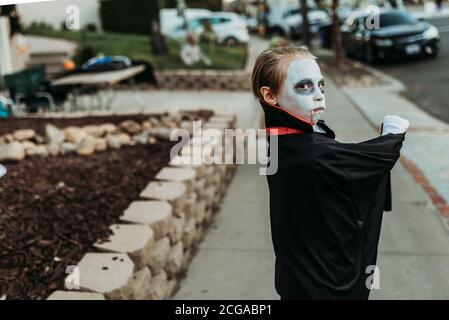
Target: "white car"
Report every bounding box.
[269,6,331,38]
[165,12,250,45]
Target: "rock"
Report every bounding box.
[147,237,170,274]
[3,134,14,143]
[64,253,135,299]
[168,212,185,244]
[45,124,65,144]
[95,138,107,152]
[133,132,149,145]
[182,217,197,248]
[129,267,152,300]
[120,120,141,135]
[64,127,87,144]
[47,291,105,300]
[148,136,157,145]
[148,270,168,300]
[149,117,160,127]
[106,135,122,149]
[165,241,184,278]
[94,224,155,270]
[13,129,35,141]
[156,167,196,193]
[83,125,105,138]
[61,142,77,154]
[142,121,153,131]
[151,127,172,140]
[140,181,187,216]
[180,121,193,135]
[0,142,25,161]
[120,201,173,240]
[100,123,118,134]
[34,135,45,144]
[47,143,60,156]
[26,145,49,157]
[21,141,36,151]
[165,278,178,299]
[118,133,132,145]
[76,135,96,156]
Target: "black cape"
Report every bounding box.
[263,103,405,300]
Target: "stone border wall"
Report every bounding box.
[44,113,238,300]
[0,110,217,161]
[155,70,251,91]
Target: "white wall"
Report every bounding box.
[17,0,101,30]
[0,17,13,76]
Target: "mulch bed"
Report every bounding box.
[0,140,176,300]
[0,110,214,137]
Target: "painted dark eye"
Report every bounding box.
[318,81,325,93]
[295,81,313,91]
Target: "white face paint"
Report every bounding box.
[277,58,326,125]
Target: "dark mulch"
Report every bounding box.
[0,142,175,300]
[0,110,214,137]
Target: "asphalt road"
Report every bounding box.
[375,17,449,124]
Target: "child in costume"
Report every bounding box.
[252,46,409,299]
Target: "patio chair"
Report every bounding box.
[3,65,56,112]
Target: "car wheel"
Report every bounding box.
[224,37,239,46]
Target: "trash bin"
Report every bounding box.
[319,22,333,49]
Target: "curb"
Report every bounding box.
[46,113,239,300]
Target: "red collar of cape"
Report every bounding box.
[261,102,335,139]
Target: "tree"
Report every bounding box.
[300,0,310,48]
[331,0,343,66]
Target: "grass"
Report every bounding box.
[23,25,248,71]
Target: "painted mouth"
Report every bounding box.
[311,107,325,115]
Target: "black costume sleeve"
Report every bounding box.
[325,133,405,184]
[321,133,405,214]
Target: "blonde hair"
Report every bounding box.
[251,46,317,103]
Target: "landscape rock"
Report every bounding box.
[13,129,35,141]
[45,124,65,144]
[0,142,25,161]
[76,135,96,156]
[120,120,141,135]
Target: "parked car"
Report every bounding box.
[160,8,212,36]
[268,6,331,38]
[164,12,249,45]
[341,9,440,63]
[265,0,331,38]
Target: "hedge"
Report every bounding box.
[99,0,161,35]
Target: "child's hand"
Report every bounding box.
[381,115,410,135]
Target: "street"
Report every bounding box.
[376,16,449,124]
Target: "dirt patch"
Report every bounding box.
[0,141,177,300]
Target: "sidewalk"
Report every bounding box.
[169,72,449,299]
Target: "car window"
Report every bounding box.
[379,12,416,27]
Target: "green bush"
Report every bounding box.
[99,0,160,35]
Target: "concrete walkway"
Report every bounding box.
[172,71,449,300]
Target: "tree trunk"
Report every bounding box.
[300,0,310,48]
[331,0,343,67]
